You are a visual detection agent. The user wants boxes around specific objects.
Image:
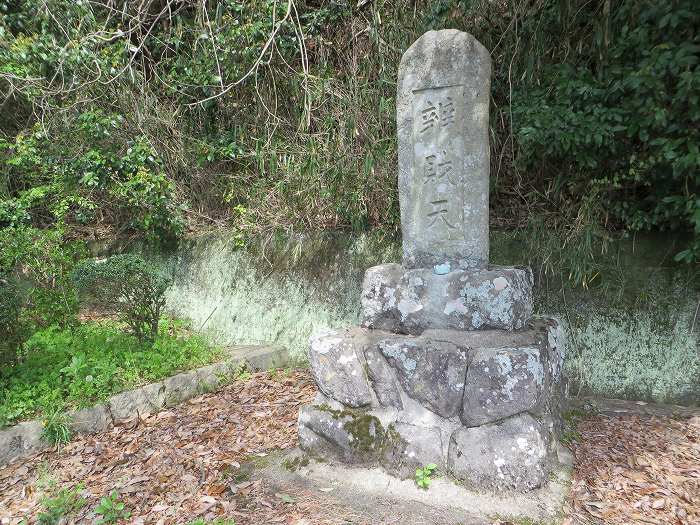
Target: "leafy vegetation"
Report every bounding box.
[0,279,25,365]
[73,254,171,342]
[41,407,72,446]
[0,0,697,273]
[36,483,87,525]
[94,490,131,524]
[0,227,85,362]
[415,463,438,489]
[0,320,221,428]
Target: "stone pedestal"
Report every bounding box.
[298,29,566,493]
[298,307,565,491]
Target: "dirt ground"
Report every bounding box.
[1,370,698,525]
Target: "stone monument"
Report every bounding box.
[297,29,566,492]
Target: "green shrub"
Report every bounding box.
[507,0,700,261]
[2,0,699,263]
[0,319,220,428]
[72,254,171,342]
[0,279,25,364]
[0,227,83,361]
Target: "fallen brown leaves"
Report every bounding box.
[569,414,700,525]
[2,370,699,525]
[0,370,326,525]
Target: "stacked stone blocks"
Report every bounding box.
[299,292,565,491]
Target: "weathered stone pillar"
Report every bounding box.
[398,30,491,270]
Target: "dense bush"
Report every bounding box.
[0,0,698,269]
[0,280,25,364]
[0,227,84,361]
[0,320,220,428]
[73,255,172,342]
[512,0,700,262]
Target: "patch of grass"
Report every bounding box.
[232,363,252,382]
[36,483,87,525]
[0,319,222,428]
[560,409,586,447]
[41,408,71,446]
[281,455,310,472]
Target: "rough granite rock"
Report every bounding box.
[364,343,404,409]
[447,413,550,491]
[69,404,112,433]
[163,372,199,407]
[0,420,44,466]
[308,328,373,408]
[382,422,446,479]
[361,263,533,334]
[461,346,546,427]
[110,382,166,420]
[298,404,386,465]
[398,29,492,270]
[377,336,469,418]
[196,361,232,392]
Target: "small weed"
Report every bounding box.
[37,483,87,525]
[560,429,582,446]
[281,455,310,472]
[42,409,71,446]
[560,409,586,446]
[233,363,252,382]
[414,463,438,489]
[267,368,279,379]
[94,490,130,524]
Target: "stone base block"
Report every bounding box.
[301,319,566,491]
[361,263,533,334]
[298,402,556,490]
[0,421,45,466]
[298,403,447,480]
[298,404,386,466]
[448,413,549,491]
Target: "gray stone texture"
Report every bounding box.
[163,371,200,407]
[361,263,533,334]
[381,422,445,479]
[447,413,549,491]
[298,404,386,465]
[69,404,112,433]
[398,30,491,270]
[0,420,45,466]
[228,344,290,371]
[365,343,404,410]
[299,322,565,490]
[461,346,545,427]
[196,361,232,392]
[308,328,373,408]
[377,336,468,418]
[109,382,166,421]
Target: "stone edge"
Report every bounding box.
[0,344,290,468]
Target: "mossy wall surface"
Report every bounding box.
[155,231,699,405]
